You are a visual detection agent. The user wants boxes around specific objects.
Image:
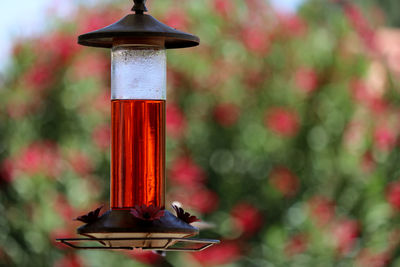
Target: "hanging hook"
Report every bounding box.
[132,0,148,14]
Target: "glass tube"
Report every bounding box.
[110,46,166,209]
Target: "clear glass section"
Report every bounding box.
[111,46,166,100]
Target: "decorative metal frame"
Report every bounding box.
[56,237,220,252]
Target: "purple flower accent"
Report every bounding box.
[130,204,165,221]
[172,205,200,224]
[74,205,103,224]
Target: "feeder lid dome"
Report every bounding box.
[78,0,200,49]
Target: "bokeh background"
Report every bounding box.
[1,0,400,266]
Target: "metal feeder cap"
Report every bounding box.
[78,0,200,49]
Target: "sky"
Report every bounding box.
[0,0,304,72]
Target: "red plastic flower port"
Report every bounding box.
[130,205,165,221]
[75,205,103,224]
[172,205,200,224]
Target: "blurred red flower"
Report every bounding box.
[285,234,308,256]
[269,166,299,197]
[361,150,376,173]
[343,3,377,52]
[54,195,78,223]
[126,250,161,265]
[386,181,400,211]
[66,150,93,176]
[214,0,233,17]
[192,189,219,213]
[22,62,55,92]
[163,9,188,30]
[343,120,365,151]
[6,100,42,120]
[71,53,109,80]
[13,141,61,178]
[376,28,400,76]
[241,26,270,55]
[265,107,300,137]
[166,103,186,138]
[77,9,123,33]
[245,0,267,13]
[278,13,308,37]
[373,99,389,114]
[244,69,265,90]
[350,79,370,102]
[308,196,335,225]
[92,124,111,150]
[93,91,111,115]
[167,69,184,88]
[53,253,84,267]
[187,187,219,214]
[191,241,241,266]
[170,186,219,214]
[207,59,237,88]
[39,33,80,64]
[231,203,263,237]
[0,159,14,183]
[12,42,23,57]
[332,219,360,254]
[356,249,389,267]
[213,103,240,127]
[373,125,396,151]
[350,79,387,113]
[169,157,205,187]
[295,67,318,94]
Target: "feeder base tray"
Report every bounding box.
[56,209,219,251]
[81,232,193,248]
[77,209,199,237]
[56,237,219,251]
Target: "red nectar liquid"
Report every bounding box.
[111,99,165,209]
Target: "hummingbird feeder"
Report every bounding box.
[57,0,219,251]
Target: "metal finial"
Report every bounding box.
[132,0,148,14]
